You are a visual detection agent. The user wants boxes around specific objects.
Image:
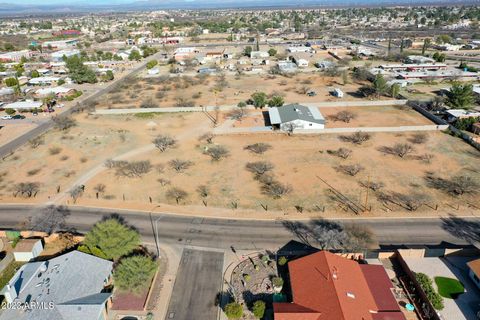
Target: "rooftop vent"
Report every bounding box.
[346,292,355,299]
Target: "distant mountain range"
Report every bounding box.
[0,0,478,16]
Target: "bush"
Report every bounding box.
[204,145,229,161]
[272,276,284,287]
[244,143,272,154]
[114,255,157,293]
[153,135,177,152]
[278,256,288,266]
[224,302,243,319]
[415,272,444,310]
[252,300,266,319]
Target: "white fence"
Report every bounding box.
[295,124,449,134]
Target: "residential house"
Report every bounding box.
[4,100,43,111]
[269,104,325,131]
[250,51,270,59]
[0,250,113,320]
[50,49,80,62]
[445,109,480,122]
[35,86,76,98]
[28,76,61,86]
[274,251,406,320]
[467,258,480,290]
[12,239,43,262]
[0,50,32,62]
[277,61,297,73]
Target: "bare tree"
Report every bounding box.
[419,153,435,164]
[197,185,210,198]
[166,187,188,204]
[157,178,171,186]
[29,136,45,149]
[331,111,357,123]
[69,185,84,203]
[359,180,384,192]
[246,161,274,176]
[53,116,77,131]
[227,109,245,121]
[153,135,177,152]
[198,132,214,144]
[204,145,229,161]
[114,160,152,177]
[327,147,352,159]
[30,205,70,234]
[13,182,40,198]
[340,132,371,145]
[168,159,194,172]
[335,164,364,176]
[244,143,272,154]
[425,174,479,196]
[261,179,292,199]
[380,143,415,158]
[93,183,106,199]
[409,132,428,145]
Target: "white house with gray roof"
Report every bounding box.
[269,104,325,131]
[0,251,113,320]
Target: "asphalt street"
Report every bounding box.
[0,205,476,251]
[165,249,224,320]
[0,52,163,159]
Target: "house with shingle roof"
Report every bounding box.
[274,251,406,320]
[0,251,113,320]
[268,104,325,132]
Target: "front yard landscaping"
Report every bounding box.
[434,276,465,299]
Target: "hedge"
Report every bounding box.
[415,272,444,310]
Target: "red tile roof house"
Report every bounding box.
[274,251,407,320]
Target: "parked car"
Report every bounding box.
[12,114,25,119]
[307,91,317,97]
[1,115,12,120]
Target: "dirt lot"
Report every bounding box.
[0,106,478,218]
[97,72,391,111]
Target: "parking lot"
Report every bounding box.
[165,249,224,320]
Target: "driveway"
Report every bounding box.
[165,249,224,320]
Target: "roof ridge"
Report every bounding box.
[323,251,347,320]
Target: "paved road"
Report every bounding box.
[0,205,476,250]
[165,249,224,320]
[0,53,163,159]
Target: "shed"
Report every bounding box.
[13,239,43,262]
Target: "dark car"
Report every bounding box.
[12,115,26,119]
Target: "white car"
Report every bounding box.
[1,115,12,120]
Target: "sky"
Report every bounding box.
[11,0,133,4]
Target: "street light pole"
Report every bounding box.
[149,205,162,259]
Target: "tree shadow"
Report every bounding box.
[441,215,480,244]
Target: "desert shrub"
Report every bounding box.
[153,135,177,152]
[114,161,152,178]
[425,174,479,196]
[204,145,229,161]
[409,132,428,144]
[13,182,40,198]
[261,179,291,199]
[48,146,62,155]
[27,168,41,176]
[335,164,364,176]
[53,116,76,131]
[246,161,274,176]
[340,132,371,145]
[166,187,188,204]
[330,110,357,123]
[244,143,272,154]
[327,147,352,159]
[168,159,194,172]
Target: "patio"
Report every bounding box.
[403,256,480,320]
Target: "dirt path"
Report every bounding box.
[49,116,212,205]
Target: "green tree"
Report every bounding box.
[372,73,388,98]
[4,77,18,87]
[268,48,277,57]
[390,83,401,98]
[422,38,431,56]
[224,302,243,319]
[65,55,97,84]
[5,108,16,115]
[267,95,284,107]
[251,92,268,108]
[432,52,446,62]
[113,255,157,293]
[446,82,474,109]
[129,49,142,61]
[278,256,288,266]
[252,300,266,319]
[57,79,65,85]
[243,46,253,57]
[104,70,114,81]
[83,218,140,260]
[31,70,40,78]
[436,34,452,44]
[146,60,158,69]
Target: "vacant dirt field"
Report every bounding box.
[0,108,478,218]
[97,72,390,111]
[0,123,37,147]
